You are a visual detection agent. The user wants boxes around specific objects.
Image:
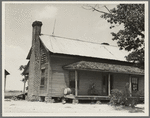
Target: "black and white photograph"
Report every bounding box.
[2,1,149,116]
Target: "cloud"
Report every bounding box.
[34,6,58,20]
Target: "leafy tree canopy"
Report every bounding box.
[19,65,27,71]
[102,4,144,68]
[19,65,28,82]
[84,4,145,68]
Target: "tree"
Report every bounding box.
[19,65,28,94]
[83,4,145,68]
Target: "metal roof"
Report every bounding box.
[40,35,129,62]
[63,61,144,75]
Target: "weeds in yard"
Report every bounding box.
[109,83,144,108]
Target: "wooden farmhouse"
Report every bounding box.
[23,21,144,103]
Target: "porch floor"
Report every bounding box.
[64,94,110,100]
[77,95,110,100]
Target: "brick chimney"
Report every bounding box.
[32,21,43,46]
[27,21,43,101]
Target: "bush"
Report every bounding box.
[109,83,142,107]
[109,89,123,106]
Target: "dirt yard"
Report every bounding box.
[3,99,145,116]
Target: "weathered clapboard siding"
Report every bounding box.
[138,76,144,96]
[49,55,144,97]
[139,77,144,91]
[49,56,79,97]
[50,71,66,97]
[78,71,103,95]
[113,73,129,90]
[51,54,134,66]
[47,52,52,99]
[51,56,79,71]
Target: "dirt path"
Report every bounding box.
[3,100,145,116]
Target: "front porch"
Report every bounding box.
[63,61,144,102]
[73,70,112,98]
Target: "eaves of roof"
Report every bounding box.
[63,61,144,75]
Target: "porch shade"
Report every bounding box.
[63,61,144,75]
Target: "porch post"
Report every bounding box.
[129,75,132,97]
[23,80,26,94]
[75,70,78,97]
[4,77,6,92]
[108,73,111,96]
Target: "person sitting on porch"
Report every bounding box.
[88,83,98,95]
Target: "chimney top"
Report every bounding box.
[32,21,43,27]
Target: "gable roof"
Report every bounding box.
[39,35,129,62]
[63,61,144,75]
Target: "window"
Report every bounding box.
[41,69,45,76]
[132,77,138,91]
[41,77,45,86]
[40,69,45,88]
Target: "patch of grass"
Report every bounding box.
[120,104,144,113]
[5,91,23,99]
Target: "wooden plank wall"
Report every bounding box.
[78,71,103,96]
[113,73,129,90]
[138,76,144,96]
[50,56,79,97]
[113,74,144,96]
[49,54,144,98]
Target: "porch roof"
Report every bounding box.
[63,61,144,75]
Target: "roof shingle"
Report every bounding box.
[63,61,144,75]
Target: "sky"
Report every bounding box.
[3,2,126,91]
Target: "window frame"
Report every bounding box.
[40,77,45,86]
[40,68,46,89]
[131,76,139,91]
